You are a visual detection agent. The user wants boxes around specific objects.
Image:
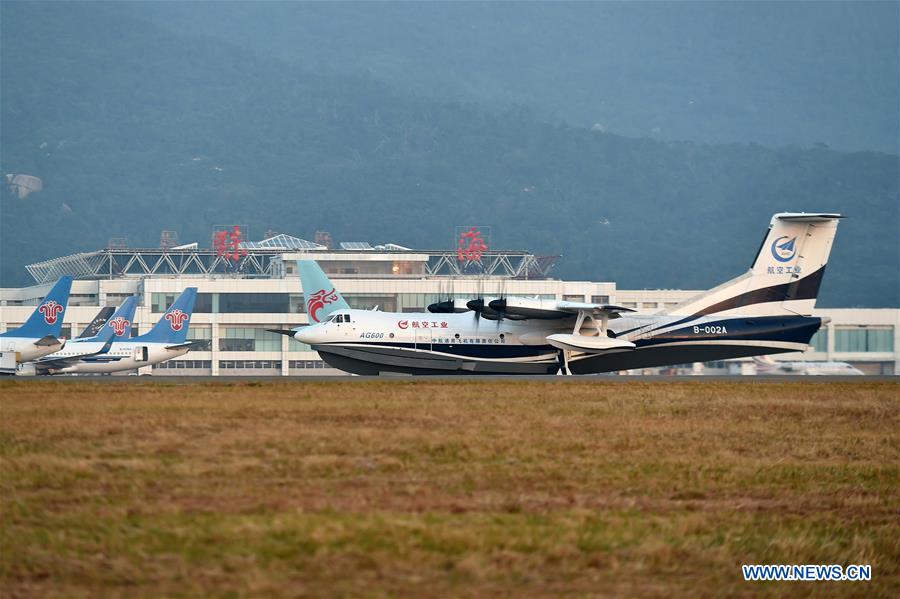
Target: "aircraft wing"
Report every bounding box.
[486,297,636,320]
[556,301,636,318]
[29,356,80,371]
[32,338,113,370]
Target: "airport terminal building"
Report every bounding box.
[1,235,897,375]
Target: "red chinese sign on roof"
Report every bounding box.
[214,226,248,263]
[456,226,489,263]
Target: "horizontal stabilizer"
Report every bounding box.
[774,213,844,223]
[164,342,194,351]
[34,335,62,347]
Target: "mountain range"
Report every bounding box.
[1,2,897,307]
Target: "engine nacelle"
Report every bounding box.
[427,299,471,314]
[490,297,570,320]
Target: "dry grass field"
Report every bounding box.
[0,379,897,597]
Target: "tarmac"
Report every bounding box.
[3,375,896,384]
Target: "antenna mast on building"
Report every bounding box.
[159,230,179,250]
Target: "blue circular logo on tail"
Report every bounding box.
[771,236,797,262]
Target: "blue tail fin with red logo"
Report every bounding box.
[87,295,139,342]
[298,260,350,323]
[2,276,73,339]
[135,288,197,344]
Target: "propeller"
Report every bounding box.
[428,277,468,313]
[466,277,509,322]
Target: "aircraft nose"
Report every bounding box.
[294,326,314,345]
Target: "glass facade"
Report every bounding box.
[808,329,828,352]
[219,293,291,314]
[219,328,282,352]
[288,338,312,352]
[348,294,397,311]
[219,360,283,369]
[187,327,212,351]
[288,360,327,369]
[834,327,894,352]
[151,293,304,314]
[151,292,560,315]
[154,360,212,370]
[151,293,177,313]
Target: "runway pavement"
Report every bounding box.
[2,374,896,384]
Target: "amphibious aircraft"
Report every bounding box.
[0,276,73,363]
[18,288,197,375]
[292,213,842,375]
[20,296,139,375]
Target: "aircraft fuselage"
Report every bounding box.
[53,342,190,374]
[296,309,823,375]
[0,336,64,363]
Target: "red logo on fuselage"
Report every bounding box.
[397,320,409,329]
[108,316,131,336]
[307,288,340,323]
[39,300,64,325]
[165,309,189,331]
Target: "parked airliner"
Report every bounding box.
[752,355,864,376]
[19,288,197,375]
[291,213,843,375]
[22,296,139,375]
[0,276,73,363]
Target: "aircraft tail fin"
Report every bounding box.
[298,260,350,322]
[667,213,843,318]
[135,288,197,344]
[13,276,73,339]
[94,296,139,342]
[77,307,115,339]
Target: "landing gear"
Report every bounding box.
[556,349,572,376]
